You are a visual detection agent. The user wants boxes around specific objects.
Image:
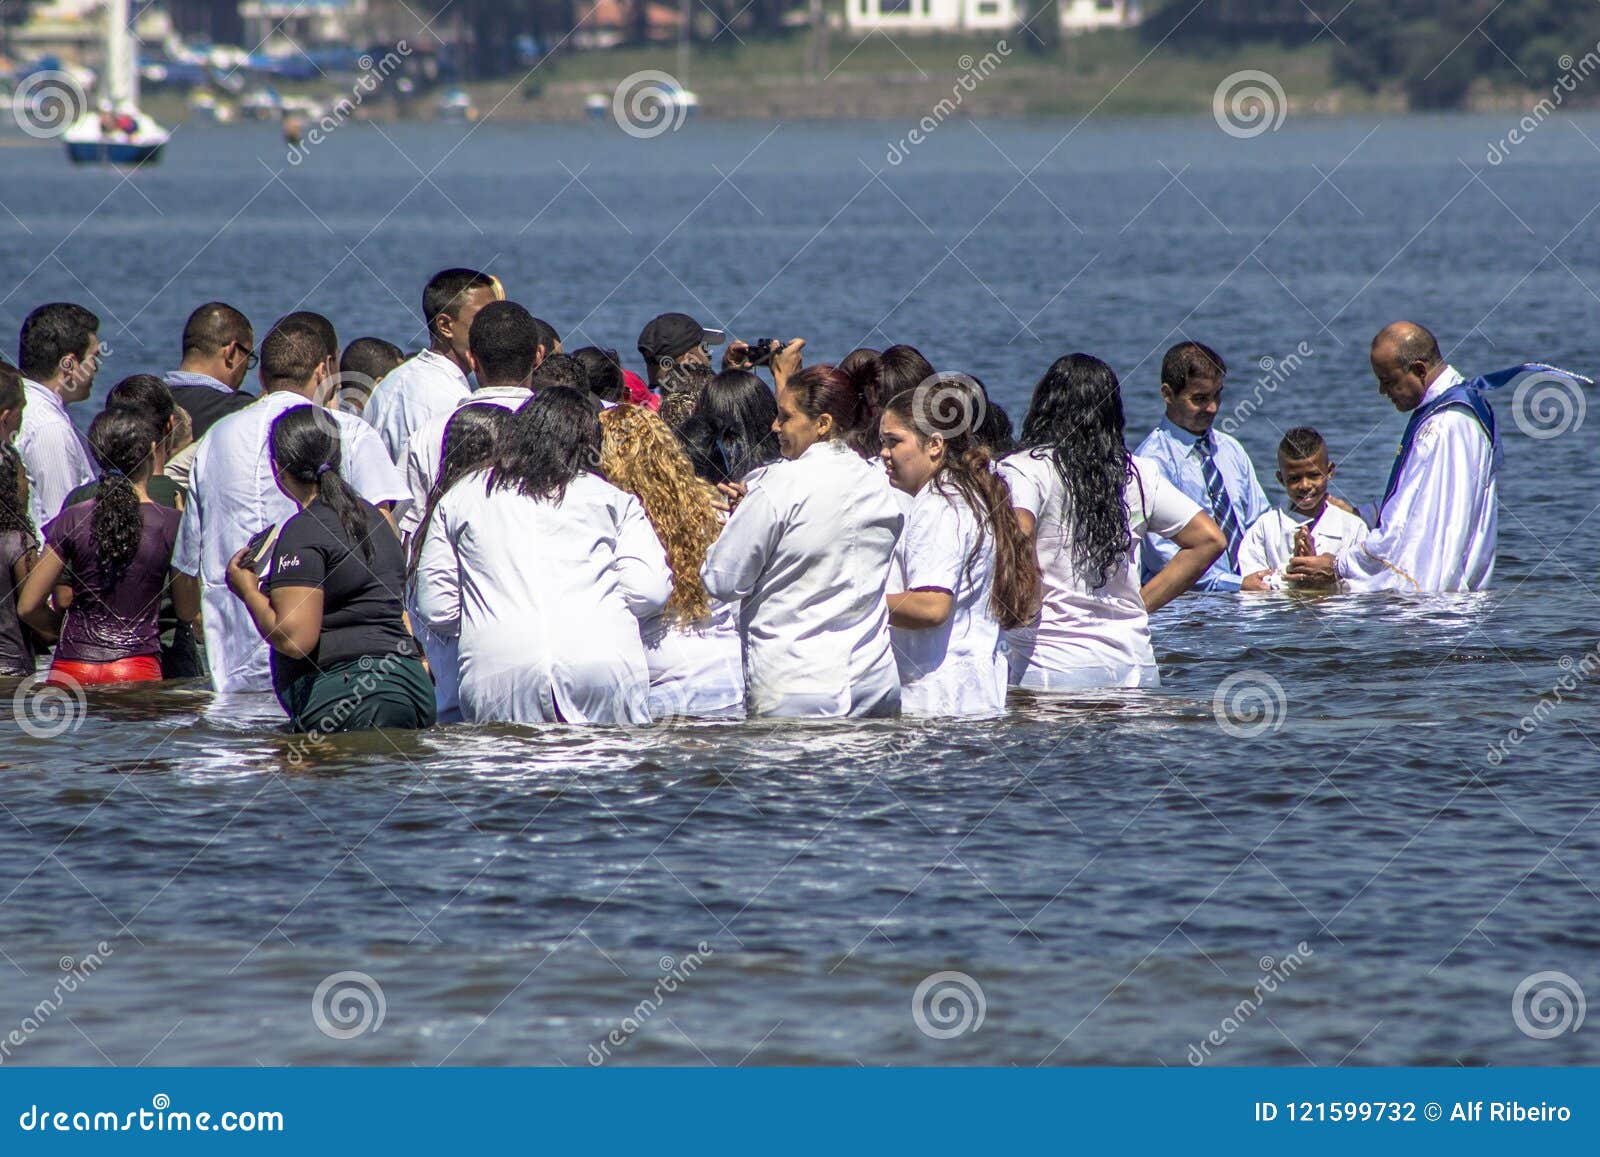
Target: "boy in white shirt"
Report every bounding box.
[1239,427,1367,592]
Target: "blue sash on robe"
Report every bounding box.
[1377,363,1589,525]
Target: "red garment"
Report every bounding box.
[622,369,659,411]
[48,655,162,687]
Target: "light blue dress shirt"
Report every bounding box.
[1134,417,1270,592]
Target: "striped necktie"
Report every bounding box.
[1193,432,1242,569]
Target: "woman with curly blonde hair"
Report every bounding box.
[599,404,745,720]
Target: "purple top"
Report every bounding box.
[44,500,180,664]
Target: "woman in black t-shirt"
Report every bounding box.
[225,406,434,734]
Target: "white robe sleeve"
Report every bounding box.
[172,444,205,577]
[612,493,672,619]
[700,484,783,603]
[1236,511,1274,576]
[341,419,412,518]
[1335,411,1493,593]
[412,505,461,639]
[398,430,432,539]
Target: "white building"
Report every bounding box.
[846,0,1141,35]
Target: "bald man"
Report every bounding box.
[1287,322,1496,592]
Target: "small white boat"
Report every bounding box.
[187,91,234,124]
[584,92,608,121]
[63,0,168,165]
[436,88,477,122]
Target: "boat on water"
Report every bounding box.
[62,0,168,165]
[436,88,477,122]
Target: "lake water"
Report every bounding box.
[0,112,1597,1067]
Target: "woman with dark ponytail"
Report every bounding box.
[0,443,44,675]
[702,355,905,718]
[878,375,1040,716]
[412,388,672,725]
[405,403,511,723]
[1000,354,1225,690]
[19,410,191,686]
[226,406,433,733]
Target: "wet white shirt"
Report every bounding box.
[701,440,904,718]
[889,480,1007,717]
[1338,367,1498,593]
[172,392,410,693]
[640,603,746,720]
[1239,503,1370,588]
[1001,451,1202,691]
[412,471,670,725]
[361,348,472,464]
[397,386,529,538]
[16,379,95,527]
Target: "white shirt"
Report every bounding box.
[361,348,472,464]
[1001,451,1202,691]
[1239,503,1370,588]
[16,379,95,527]
[1338,367,1497,593]
[890,480,1007,717]
[640,603,746,720]
[701,440,904,718]
[172,392,410,693]
[412,470,670,725]
[398,386,529,538]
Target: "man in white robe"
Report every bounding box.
[173,317,409,694]
[361,267,499,462]
[397,302,548,538]
[1288,322,1496,593]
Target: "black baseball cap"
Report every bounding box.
[637,312,725,365]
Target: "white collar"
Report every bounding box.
[466,385,531,403]
[416,347,470,385]
[1420,364,1464,406]
[22,378,70,419]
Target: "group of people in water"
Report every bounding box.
[0,265,1518,734]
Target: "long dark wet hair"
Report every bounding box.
[269,405,374,563]
[1018,353,1135,591]
[675,369,781,484]
[0,443,36,544]
[488,387,600,503]
[407,403,511,581]
[86,408,161,584]
[883,379,1040,629]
